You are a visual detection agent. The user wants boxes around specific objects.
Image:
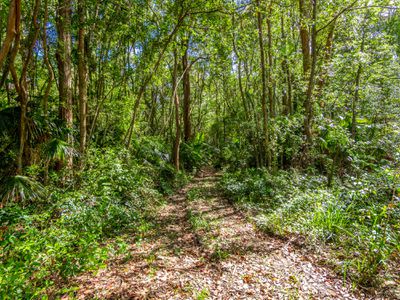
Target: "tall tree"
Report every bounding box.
[303,0,317,144]
[56,0,73,168]
[352,28,366,139]
[256,0,270,167]
[172,49,181,170]
[78,0,88,155]
[182,35,192,142]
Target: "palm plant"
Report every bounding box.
[0,175,45,206]
[42,138,78,162]
[41,138,78,183]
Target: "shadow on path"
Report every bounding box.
[66,170,365,300]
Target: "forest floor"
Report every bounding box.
[64,170,390,299]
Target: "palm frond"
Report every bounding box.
[0,175,45,205]
[42,138,79,162]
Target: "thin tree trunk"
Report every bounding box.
[304,0,317,145]
[232,14,249,119]
[88,80,119,143]
[182,38,192,142]
[315,22,336,102]
[266,1,274,118]
[149,87,157,134]
[256,0,270,167]
[13,0,39,174]
[281,15,293,115]
[56,0,73,169]
[78,0,88,156]
[352,31,366,139]
[172,50,180,170]
[42,0,54,121]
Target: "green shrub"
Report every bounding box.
[220,168,400,285]
[0,146,180,298]
[180,133,215,172]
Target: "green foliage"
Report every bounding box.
[180,133,215,172]
[0,146,184,298]
[188,210,211,232]
[0,0,399,296]
[211,246,230,262]
[221,168,400,285]
[187,188,201,202]
[195,287,210,300]
[318,121,350,153]
[0,175,45,206]
[271,115,304,166]
[130,136,189,194]
[42,138,78,162]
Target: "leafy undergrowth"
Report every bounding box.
[220,168,400,288]
[0,139,190,299]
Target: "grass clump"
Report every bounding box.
[188,210,211,232]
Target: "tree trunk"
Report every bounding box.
[14,0,39,174]
[352,31,365,140]
[182,38,192,142]
[6,0,21,173]
[148,87,157,134]
[299,0,311,75]
[56,0,73,169]
[172,50,181,170]
[256,0,270,167]
[315,22,336,102]
[281,15,293,115]
[0,0,19,69]
[42,0,55,121]
[303,0,317,145]
[78,0,88,155]
[266,2,274,118]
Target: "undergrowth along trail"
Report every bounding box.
[67,170,384,299]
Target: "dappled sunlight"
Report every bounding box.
[67,172,368,299]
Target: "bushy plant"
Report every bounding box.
[180,133,215,172]
[220,167,400,285]
[0,145,180,298]
[130,136,189,194]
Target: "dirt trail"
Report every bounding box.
[69,170,373,299]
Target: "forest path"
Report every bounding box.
[70,169,363,300]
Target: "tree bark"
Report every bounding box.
[182,38,192,142]
[56,0,73,169]
[232,13,249,119]
[12,0,39,174]
[78,0,88,155]
[352,30,366,139]
[281,15,293,115]
[0,0,19,69]
[304,0,317,144]
[266,1,274,118]
[42,0,55,121]
[299,0,311,75]
[256,0,270,167]
[315,22,335,102]
[172,50,181,170]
